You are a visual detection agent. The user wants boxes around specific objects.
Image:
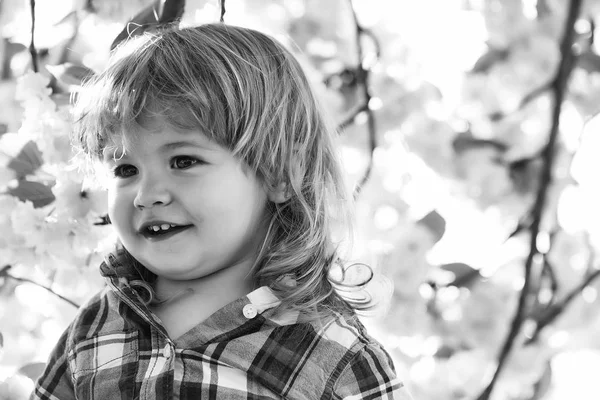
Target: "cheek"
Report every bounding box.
[236,195,269,230]
[106,188,132,228]
[205,186,267,227]
[106,187,120,215]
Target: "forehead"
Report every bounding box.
[101,120,221,161]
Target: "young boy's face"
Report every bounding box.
[102,120,271,283]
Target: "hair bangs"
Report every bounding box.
[73,33,224,161]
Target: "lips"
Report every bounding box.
[138,221,193,240]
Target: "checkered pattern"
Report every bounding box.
[31,261,413,400]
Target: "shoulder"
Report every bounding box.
[65,285,133,343]
[68,287,110,330]
[318,315,413,399]
[332,342,412,399]
[62,285,142,371]
[265,312,412,399]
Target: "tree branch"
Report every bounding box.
[29,0,38,72]
[0,265,80,309]
[526,238,598,344]
[542,258,559,303]
[526,269,600,345]
[345,0,379,199]
[519,81,553,109]
[337,102,369,131]
[476,1,582,398]
[219,0,226,22]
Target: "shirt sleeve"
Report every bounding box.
[332,343,414,400]
[30,327,75,400]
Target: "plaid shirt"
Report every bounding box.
[31,261,412,400]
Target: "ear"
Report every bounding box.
[267,182,290,204]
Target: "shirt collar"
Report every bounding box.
[100,253,301,334]
[172,285,302,348]
[99,253,156,284]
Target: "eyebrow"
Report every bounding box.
[161,140,218,152]
[102,138,220,162]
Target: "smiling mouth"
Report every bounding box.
[140,224,193,240]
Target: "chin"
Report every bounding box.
[148,264,208,280]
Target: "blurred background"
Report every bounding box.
[1,0,599,399]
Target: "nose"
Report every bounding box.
[133,174,172,209]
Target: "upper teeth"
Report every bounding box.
[148,224,176,232]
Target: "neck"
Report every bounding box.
[152,262,256,311]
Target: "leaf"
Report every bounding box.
[17,362,46,381]
[0,265,11,277]
[416,210,446,244]
[508,156,543,195]
[471,47,510,74]
[46,63,95,90]
[452,131,508,154]
[577,50,600,73]
[7,180,55,208]
[53,10,77,27]
[110,0,186,51]
[324,67,360,89]
[52,93,72,108]
[6,140,43,178]
[93,214,111,225]
[506,214,533,240]
[530,361,552,400]
[439,262,481,288]
[0,39,27,80]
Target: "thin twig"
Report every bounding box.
[337,102,369,131]
[534,232,560,309]
[491,81,552,121]
[1,265,80,308]
[219,0,226,22]
[526,269,600,345]
[518,81,553,109]
[29,0,38,72]
[542,258,559,302]
[584,232,597,276]
[346,0,378,199]
[505,212,533,241]
[526,238,598,344]
[523,256,559,341]
[476,1,582,398]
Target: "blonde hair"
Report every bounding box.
[74,23,362,321]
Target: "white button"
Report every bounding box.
[243,304,258,319]
[163,345,171,359]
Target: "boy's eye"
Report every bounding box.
[112,164,138,178]
[171,156,200,169]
